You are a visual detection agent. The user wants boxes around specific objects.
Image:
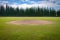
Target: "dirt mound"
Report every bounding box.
[6,20,54,25]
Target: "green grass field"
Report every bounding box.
[0,17,60,40]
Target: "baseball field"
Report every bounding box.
[0,17,60,40]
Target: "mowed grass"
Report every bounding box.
[0,17,60,40]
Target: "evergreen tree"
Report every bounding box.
[0,5,60,17]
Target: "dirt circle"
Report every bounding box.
[6,20,54,25]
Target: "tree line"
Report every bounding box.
[0,4,60,17]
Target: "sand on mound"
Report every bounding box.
[6,20,54,25]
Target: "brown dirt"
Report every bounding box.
[6,20,54,25]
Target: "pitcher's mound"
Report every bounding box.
[6,20,54,25]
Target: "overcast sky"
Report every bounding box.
[0,0,60,10]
